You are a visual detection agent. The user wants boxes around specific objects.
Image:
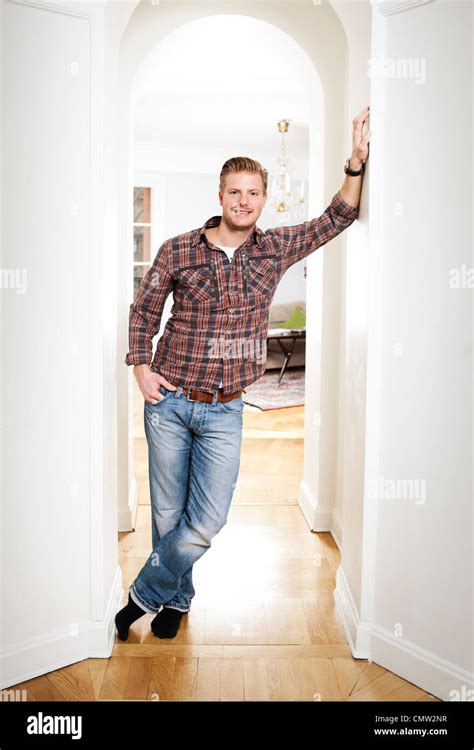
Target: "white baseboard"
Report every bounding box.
[331,510,342,550]
[298,479,315,529]
[334,565,473,700]
[87,564,123,657]
[298,479,333,530]
[298,479,341,542]
[0,566,123,690]
[298,480,469,701]
[118,475,138,532]
[334,565,373,658]
[370,626,474,702]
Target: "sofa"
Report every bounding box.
[265,299,306,371]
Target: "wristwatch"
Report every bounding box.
[344,157,365,176]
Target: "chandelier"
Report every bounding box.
[269,119,305,224]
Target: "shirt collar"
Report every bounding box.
[191,215,264,248]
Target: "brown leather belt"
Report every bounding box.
[180,386,242,404]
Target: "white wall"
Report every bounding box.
[329,0,372,559]
[372,0,472,694]
[335,0,473,700]
[2,0,470,701]
[0,0,123,686]
[0,0,4,665]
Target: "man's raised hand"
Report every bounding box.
[351,105,371,166]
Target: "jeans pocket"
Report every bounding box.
[145,385,170,407]
[218,395,244,414]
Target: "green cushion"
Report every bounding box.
[279,305,306,329]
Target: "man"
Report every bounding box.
[116,106,371,640]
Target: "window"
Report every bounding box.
[133,187,152,298]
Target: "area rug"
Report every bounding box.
[242,366,305,410]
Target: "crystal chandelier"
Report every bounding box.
[269,119,305,224]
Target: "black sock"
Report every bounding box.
[115,593,147,641]
[151,607,186,638]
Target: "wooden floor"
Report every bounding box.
[9,381,439,701]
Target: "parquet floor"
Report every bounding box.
[8,380,438,701]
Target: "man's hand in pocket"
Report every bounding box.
[134,365,177,404]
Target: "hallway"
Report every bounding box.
[1,0,471,711]
[7,398,439,702]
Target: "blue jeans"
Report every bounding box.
[129,383,244,614]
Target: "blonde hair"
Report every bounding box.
[219,156,268,194]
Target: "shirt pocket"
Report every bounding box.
[178,263,213,304]
[245,254,277,300]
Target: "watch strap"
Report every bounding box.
[344,158,365,176]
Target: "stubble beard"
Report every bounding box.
[221,210,256,235]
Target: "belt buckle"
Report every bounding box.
[186,388,201,402]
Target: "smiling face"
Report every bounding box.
[219,171,268,232]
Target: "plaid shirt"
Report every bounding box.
[125,190,359,394]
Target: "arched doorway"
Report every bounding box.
[116,0,349,561]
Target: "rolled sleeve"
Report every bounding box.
[271,190,359,273]
[125,240,175,367]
